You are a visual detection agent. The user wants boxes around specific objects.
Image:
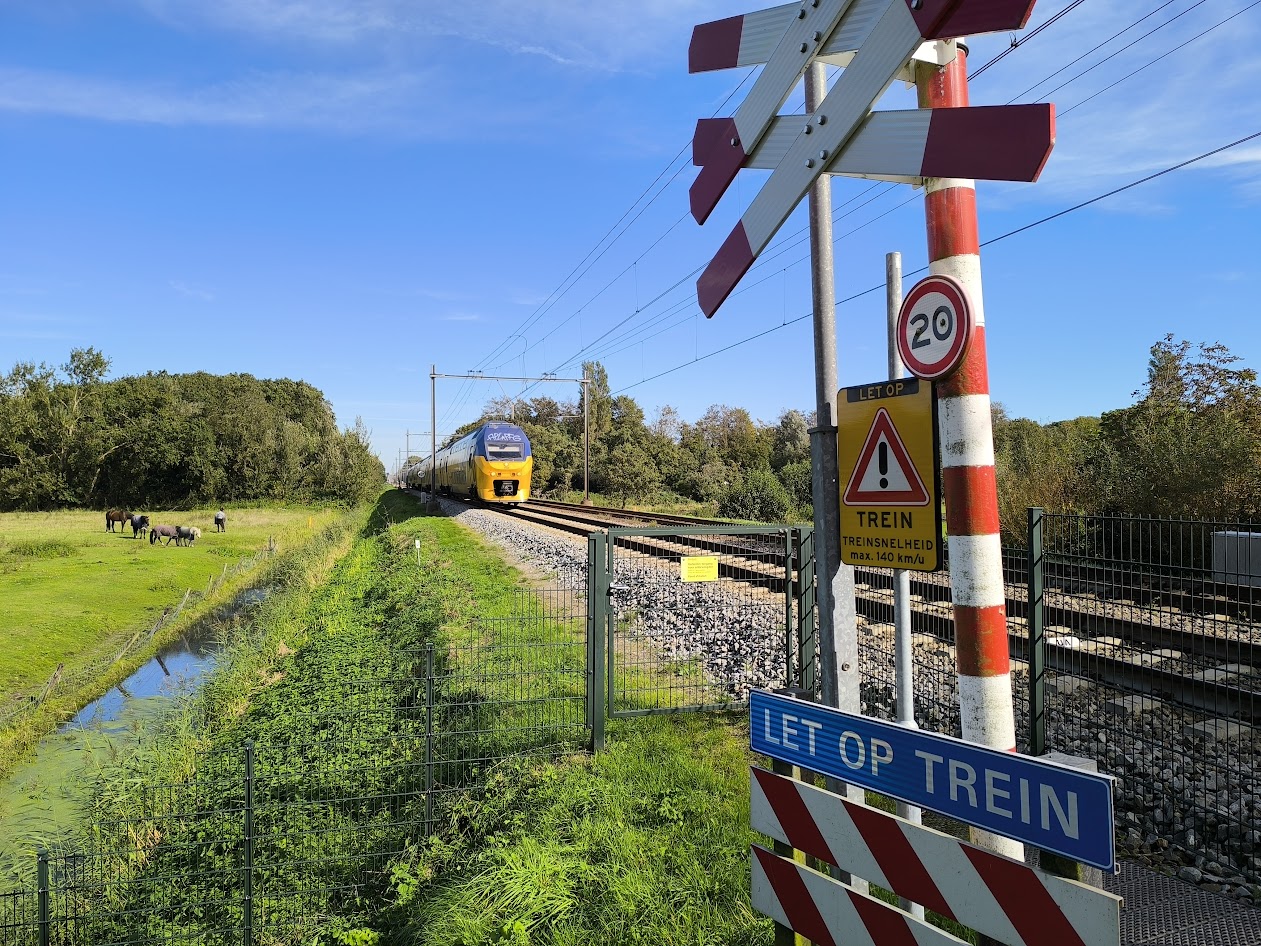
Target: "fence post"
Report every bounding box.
[37,849,49,946]
[243,740,254,946]
[586,532,608,753]
[1027,508,1046,756]
[782,530,794,688]
[795,528,817,695]
[425,644,435,830]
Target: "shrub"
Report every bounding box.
[717,469,792,522]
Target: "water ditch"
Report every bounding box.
[0,586,271,886]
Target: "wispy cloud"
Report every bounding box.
[0,65,445,132]
[412,288,476,303]
[169,280,214,301]
[966,0,1261,202]
[134,0,723,72]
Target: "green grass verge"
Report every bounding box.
[46,491,972,945]
[394,715,769,946]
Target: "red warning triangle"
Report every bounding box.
[843,408,930,506]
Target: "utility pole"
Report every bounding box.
[429,365,437,504]
[916,45,1021,864]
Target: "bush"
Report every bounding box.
[717,469,792,522]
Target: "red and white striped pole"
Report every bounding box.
[916,44,1021,861]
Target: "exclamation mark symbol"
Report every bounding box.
[878,441,889,490]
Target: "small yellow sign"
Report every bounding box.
[680,556,720,582]
[837,378,941,571]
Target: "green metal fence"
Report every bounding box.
[1023,509,1260,879]
[588,525,815,722]
[1,582,590,946]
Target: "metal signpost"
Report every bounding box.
[688,0,1063,933]
[751,689,1117,871]
[837,378,941,570]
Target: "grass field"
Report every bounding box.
[0,506,339,701]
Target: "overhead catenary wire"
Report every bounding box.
[612,129,1261,395]
[472,69,759,374]
[458,0,1230,425]
[508,2,1193,388]
[544,0,1241,388]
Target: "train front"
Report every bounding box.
[473,423,532,503]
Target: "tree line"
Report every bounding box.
[0,349,385,511]
[421,339,1261,536]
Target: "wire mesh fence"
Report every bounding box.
[0,579,590,946]
[855,511,1259,890]
[1029,512,1259,887]
[6,510,1260,941]
[602,526,807,716]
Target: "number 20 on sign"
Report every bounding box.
[896,274,975,381]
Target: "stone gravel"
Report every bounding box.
[442,497,1261,905]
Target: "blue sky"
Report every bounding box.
[2,0,1259,473]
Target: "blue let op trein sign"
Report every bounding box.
[750,690,1116,872]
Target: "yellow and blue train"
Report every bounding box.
[404,421,533,504]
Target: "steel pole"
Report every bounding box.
[886,250,925,921]
[804,63,865,888]
[916,45,1021,863]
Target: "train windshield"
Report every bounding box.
[487,442,523,459]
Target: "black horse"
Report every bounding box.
[130,514,150,539]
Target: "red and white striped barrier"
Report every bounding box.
[751,767,1121,946]
[693,104,1055,183]
[690,1,950,75]
[753,845,969,946]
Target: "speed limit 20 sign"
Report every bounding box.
[896,275,974,380]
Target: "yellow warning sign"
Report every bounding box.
[680,556,720,582]
[837,379,941,571]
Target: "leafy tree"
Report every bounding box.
[992,406,1103,539]
[0,353,383,510]
[778,459,813,513]
[1097,336,1261,519]
[604,443,661,507]
[694,404,771,471]
[607,395,647,450]
[650,405,683,441]
[770,409,810,471]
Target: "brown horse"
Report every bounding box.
[105,508,132,532]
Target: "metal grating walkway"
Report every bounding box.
[1109,861,1261,946]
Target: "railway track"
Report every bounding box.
[422,493,1259,722]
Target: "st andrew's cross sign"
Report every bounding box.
[690,0,1054,317]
